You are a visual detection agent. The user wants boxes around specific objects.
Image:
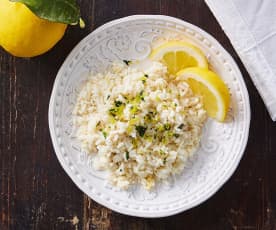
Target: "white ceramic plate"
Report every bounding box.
[49,15,250,218]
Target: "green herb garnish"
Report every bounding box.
[123,60,131,65]
[178,123,184,129]
[173,133,180,138]
[102,131,107,138]
[107,95,110,100]
[115,100,123,107]
[135,125,147,137]
[108,108,117,117]
[96,121,101,128]
[164,123,171,130]
[141,75,148,84]
[108,102,125,118]
[139,90,145,101]
[144,113,153,122]
[144,74,149,78]
[125,151,129,160]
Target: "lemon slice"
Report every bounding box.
[176,67,230,122]
[150,41,208,74]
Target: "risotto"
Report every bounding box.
[73,61,207,190]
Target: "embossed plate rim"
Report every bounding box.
[49,15,251,217]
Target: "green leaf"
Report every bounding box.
[135,125,147,137]
[10,0,80,24]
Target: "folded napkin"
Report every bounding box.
[205,0,276,121]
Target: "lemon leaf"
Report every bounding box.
[10,0,80,24]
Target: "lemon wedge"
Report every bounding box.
[150,41,208,74]
[176,67,230,122]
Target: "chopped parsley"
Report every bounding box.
[163,157,167,164]
[108,100,125,118]
[107,95,110,100]
[125,151,129,160]
[144,113,153,122]
[141,75,148,84]
[173,133,180,138]
[115,100,123,107]
[102,131,107,138]
[178,123,184,129]
[109,108,117,117]
[135,125,147,137]
[164,123,171,130]
[123,60,131,65]
[96,121,101,127]
[139,90,145,101]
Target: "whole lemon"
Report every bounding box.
[0,0,67,57]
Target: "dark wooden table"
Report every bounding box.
[1,0,276,229]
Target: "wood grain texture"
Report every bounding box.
[1,0,276,229]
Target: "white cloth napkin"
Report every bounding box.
[205,0,276,121]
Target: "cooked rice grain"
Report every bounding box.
[73,61,207,190]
